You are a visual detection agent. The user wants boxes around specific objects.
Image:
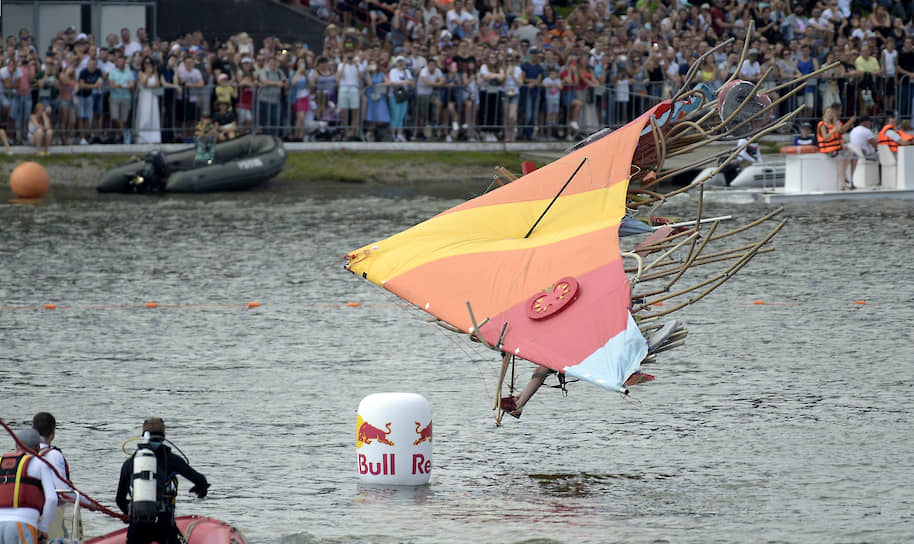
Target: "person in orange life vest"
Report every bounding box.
[877,111,914,154]
[0,429,58,544]
[817,103,855,190]
[115,418,208,544]
[32,413,94,542]
[899,119,914,142]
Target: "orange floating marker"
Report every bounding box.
[854,300,867,305]
[347,302,360,307]
[247,301,260,308]
[10,161,50,199]
[145,302,158,308]
[753,300,765,305]
[653,301,663,306]
[44,303,56,310]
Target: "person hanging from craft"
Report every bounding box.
[115,417,209,544]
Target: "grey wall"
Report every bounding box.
[155,0,324,50]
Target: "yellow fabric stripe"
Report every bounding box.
[13,454,30,508]
[351,181,628,282]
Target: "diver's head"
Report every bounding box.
[142,417,166,447]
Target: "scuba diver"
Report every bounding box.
[129,150,169,192]
[115,417,209,544]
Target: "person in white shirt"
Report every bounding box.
[849,115,877,157]
[847,115,877,187]
[739,49,762,82]
[416,58,444,139]
[33,413,94,542]
[120,27,142,59]
[0,429,58,544]
[445,0,477,34]
[336,51,362,139]
[736,137,763,163]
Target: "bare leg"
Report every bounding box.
[502,365,555,418]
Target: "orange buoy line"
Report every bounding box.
[0,302,262,311]
[0,301,403,311]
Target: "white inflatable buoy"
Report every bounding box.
[356,392,432,485]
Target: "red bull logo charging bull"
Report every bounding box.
[356,393,433,484]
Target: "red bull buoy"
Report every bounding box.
[356,393,432,485]
[10,161,50,199]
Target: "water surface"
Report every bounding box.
[1,182,912,543]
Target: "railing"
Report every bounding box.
[3,74,912,147]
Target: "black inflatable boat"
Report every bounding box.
[96,134,287,193]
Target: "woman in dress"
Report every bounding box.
[363,61,391,141]
[135,56,162,144]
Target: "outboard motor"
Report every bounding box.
[130,432,158,522]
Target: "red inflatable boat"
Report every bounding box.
[84,515,249,544]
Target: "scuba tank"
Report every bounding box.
[130,432,158,522]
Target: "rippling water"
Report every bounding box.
[1,181,913,543]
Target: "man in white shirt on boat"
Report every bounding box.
[32,413,94,542]
[847,115,878,187]
[0,429,58,544]
[736,137,763,163]
[848,115,877,158]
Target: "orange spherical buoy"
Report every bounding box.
[10,161,50,199]
[247,301,260,308]
[347,302,360,307]
[44,303,56,310]
[145,302,158,308]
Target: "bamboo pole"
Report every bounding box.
[635,219,787,316]
[631,246,775,282]
[666,219,718,291]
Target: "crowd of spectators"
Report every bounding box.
[4,0,914,148]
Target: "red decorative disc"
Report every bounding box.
[527,277,579,320]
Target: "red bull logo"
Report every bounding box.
[413,420,432,445]
[356,414,394,449]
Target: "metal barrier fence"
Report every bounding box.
[3,74,913,146]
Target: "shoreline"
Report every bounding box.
[0,137,793,191]
[0,142,566,190]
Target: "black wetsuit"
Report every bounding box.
[115,444,208,544]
